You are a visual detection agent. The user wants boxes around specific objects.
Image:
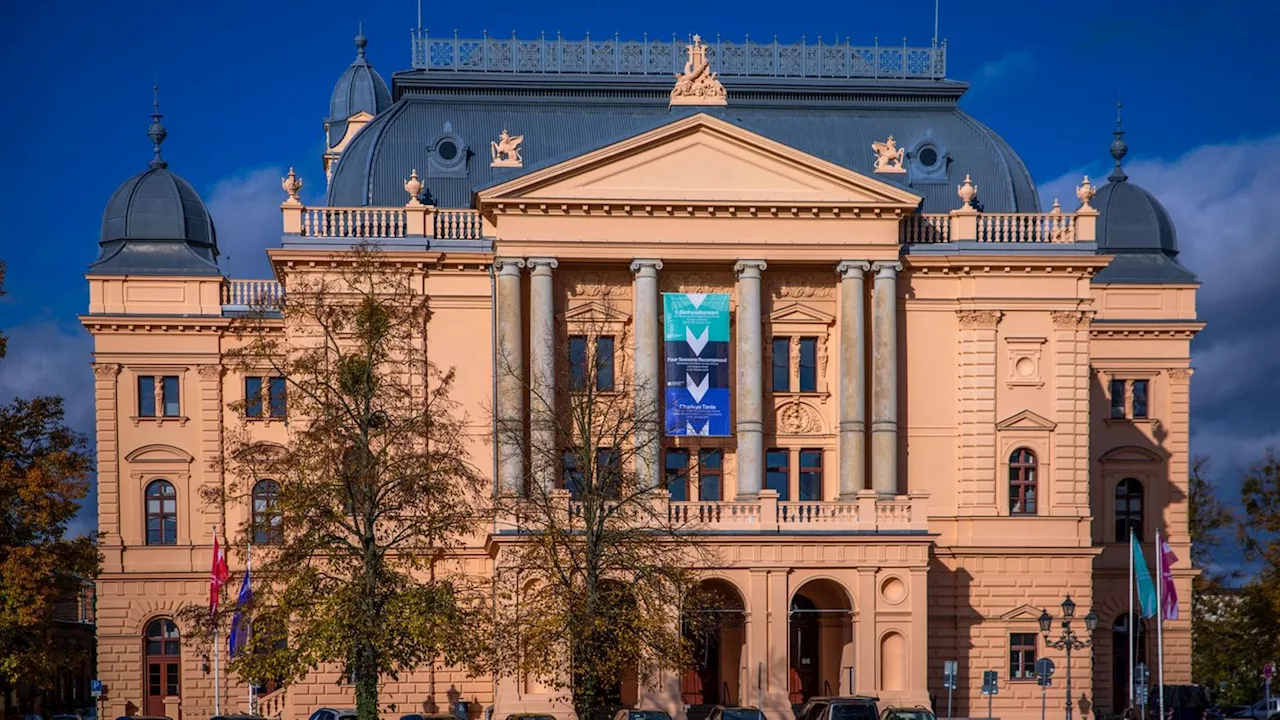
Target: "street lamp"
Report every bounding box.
[1040,595,1097,720]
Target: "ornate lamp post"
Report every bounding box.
[1039,595,1098,720]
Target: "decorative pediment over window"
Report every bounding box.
[563,301,631,326]
[769,302,836,326]
[995,409,1057,432]
[125,444,195,464]
[1099,445,1164,463]
[1001,603,1046,621]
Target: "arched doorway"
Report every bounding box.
[143,618,181,716]
[681,579,747,708]
[789,579,854,704]
[1112,613,1148,712]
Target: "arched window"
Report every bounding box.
[252,480,282,545]
[143,618,181,716]
[1009,448,1038,515]
[145,480,177,545]
[1115,478,1144,542]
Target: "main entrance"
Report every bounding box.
[789,579,854,704]
[143,618,181,717]
[681,579,746,707]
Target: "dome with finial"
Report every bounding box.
[327,26,392,148]
[1092,103,1195,284]
[90,87,220,277]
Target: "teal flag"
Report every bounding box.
[1132,531,1157,618]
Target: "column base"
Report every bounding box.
[735,492,759,501]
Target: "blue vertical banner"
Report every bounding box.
[663,293,731,436]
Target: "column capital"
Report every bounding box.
[734,259,768,278]
[629,258,664,274]
[837,260,872,279]
[527,257,559,272]
[494,257,526,275]
[871,260,903,278]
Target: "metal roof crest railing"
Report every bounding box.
[410,31,946,80]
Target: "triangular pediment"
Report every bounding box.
[1002,604,1046,621]
[770,302,836,325]
[125,444,194,464]
[478,113,922,208]
[995,409,1057,431]
[563,301,631,324]
[1099,445,1164,463]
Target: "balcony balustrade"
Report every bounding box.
[221,279,284,308]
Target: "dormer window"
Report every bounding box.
[917,145,940,169]
[909,140,948,183]
[428,122,468,178]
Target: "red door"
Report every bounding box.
[144,619,181,717]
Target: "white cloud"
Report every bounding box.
[204,167,290,280]
[968,50,1035,93]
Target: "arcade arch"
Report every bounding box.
[681,577,747,707]
[789,578,854,703]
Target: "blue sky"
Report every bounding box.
[0,0,1276,573]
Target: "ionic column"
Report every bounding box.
[631,259,664,489]
[528,258,558,494]
[495,258,526,496]
[837,261,870,499]
[734,260,767,498]
[871,261,902,497]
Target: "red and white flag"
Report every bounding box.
[210,535,230,615]
[1160,537,1179,621]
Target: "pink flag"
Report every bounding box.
[1160,537,1179,620]
[210,535,229,615]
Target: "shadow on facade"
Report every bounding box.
[926,559,978,716]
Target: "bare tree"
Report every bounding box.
[182,243,487,720]
[489,301,720,718]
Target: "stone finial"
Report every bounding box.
[148,85,168,170]
[669,34,727,106]
[1076,175,1097,210]
[281,167,303,204]
[871,136,907,174]
[404,169,424,206]
[1050,198,1062,214]
[957,174,978,209]
[490,130,524,168]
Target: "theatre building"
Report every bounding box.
[84,27,1199,720]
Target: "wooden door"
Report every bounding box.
[790,614,819,704]
[144,619,181,716]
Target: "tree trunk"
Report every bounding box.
[355,638,380,720]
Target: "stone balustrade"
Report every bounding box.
[256,687,287,719]
[221,279,284,308]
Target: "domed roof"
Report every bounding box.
[90,89,220,277]
[327,30,392,147]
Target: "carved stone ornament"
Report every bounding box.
[669,34,727,106]
[197,364,224,380]
[871,136,907,174]
[778,401,823,435]
[661,271,733,295]
[1050,311,1091,329]
[92,363,121,380]
[281,167,302,204]
[565,269,631,297]
[490,130,524,168]
[1166,367,1194,382]
[957,174,978,208]
[404,169,424,205]
[1076,175,1097,210]
[956,309,1002,329]
[769,273,834,299]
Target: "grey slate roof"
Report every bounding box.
[327,32,393,148]
[327,73,1039,213]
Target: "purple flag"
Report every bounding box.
[1160,538,1179,620]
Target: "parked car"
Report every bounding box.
[612,711,672,720]
[210,715,266,720]
[1147,685,1213,720]
[402,714,461,720]
[1243,698,1280,720]
[817,698,880,720]
[708,707,767,720]
[880,706,936,720]
[307,708,357,720]
[503,715,557,720]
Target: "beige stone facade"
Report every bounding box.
[85,40,1198,720]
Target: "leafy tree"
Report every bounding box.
[183,245,486,720]
[489,305,716,719]
[1188,456,1236,584]
[1239,449,1280,574]
[0,260,100,697]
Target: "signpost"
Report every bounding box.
[943,660,958,720]
[662,293,731,437]
[1036,658,1056,720]
[1136,663,1150,718]
[982,670,998,720]
[1263,663,1273,710]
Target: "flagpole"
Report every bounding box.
[214,525,221,716]
[247,540,255,716]
[1129,530,1135,712]
[1156,529,1165,720]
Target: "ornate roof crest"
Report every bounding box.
[491,129,524,168]
[669,34,727,106]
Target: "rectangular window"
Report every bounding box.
[798,337,818,392]
[138,376,157,417]
[268,376,287,417]
[569,336,588,391]
[245,376,264,417]
[698,450,723,501]
[799,449,823,501]
[161,376,180,417]
[1110,378,1127,419]
[665,448,690,502]
[596,336,615,392]
[772,337,791,392]
[766,449,790,501]
[562,449,584,499]
[1009,633,1037,680]
[597,448,621,499]
[1132,379,1149,419]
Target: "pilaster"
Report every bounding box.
[1050,311,1091,514]
[197,364,224,543]
[956,310,1002,514]
[1165,367,1193,536]
[93,363,123,565]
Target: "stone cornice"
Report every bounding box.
[907,256,1110,274]
[79,315,233,333]
[487,200,908,219]
[1089,321,1205,339]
